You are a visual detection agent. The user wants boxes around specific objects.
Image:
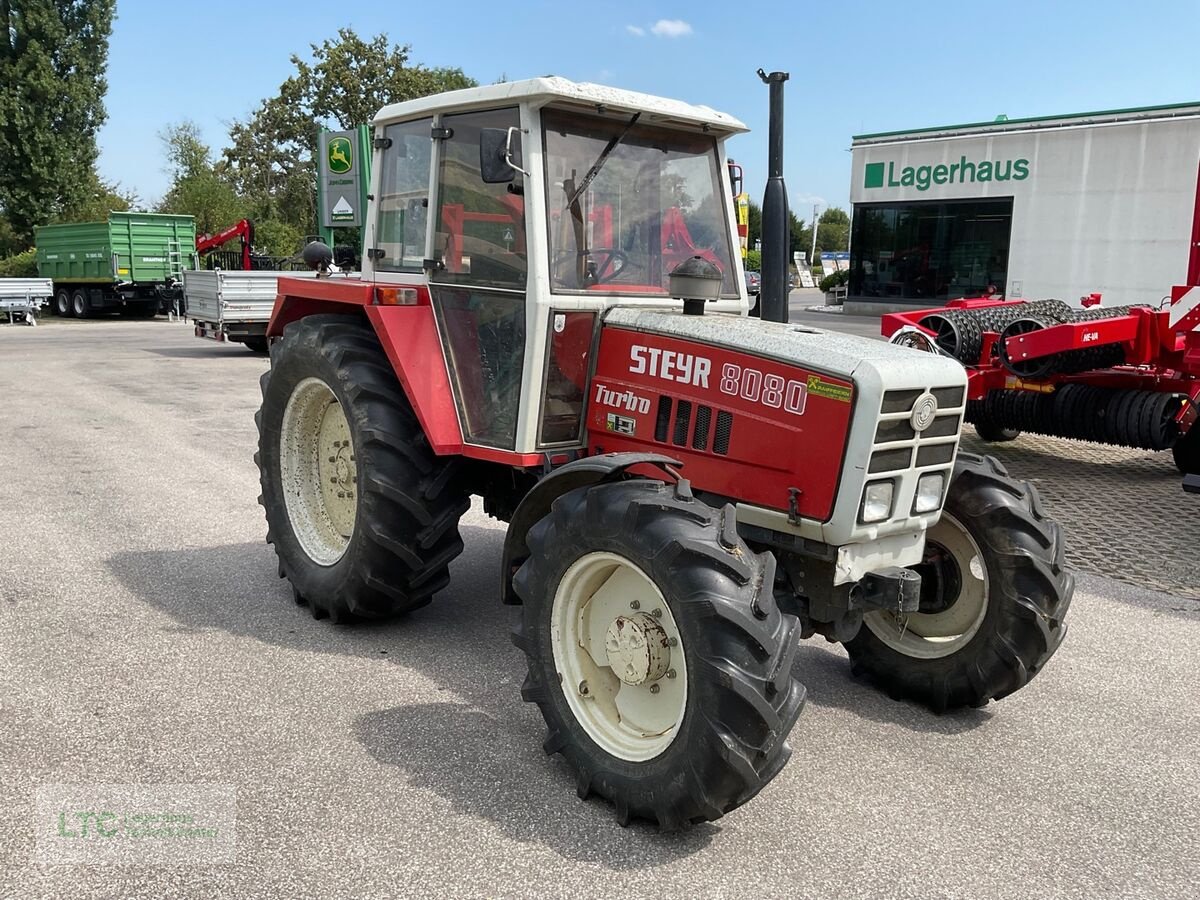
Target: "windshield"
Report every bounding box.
[542,109,737,296]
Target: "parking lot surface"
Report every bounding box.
[1,318,1197,898]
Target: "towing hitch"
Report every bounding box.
[849,567,922,613]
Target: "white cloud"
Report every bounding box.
[625,25,645,37]
[650,19,693,38]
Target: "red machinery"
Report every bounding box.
[882,285,1200,475]
[196,218,255,270]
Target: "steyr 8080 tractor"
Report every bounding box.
[255,78,1073,829]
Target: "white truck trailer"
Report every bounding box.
[183,269,320,353]
[0,277,54,325]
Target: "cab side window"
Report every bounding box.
[375,118,433,272]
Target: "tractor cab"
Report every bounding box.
[364,78,748,454]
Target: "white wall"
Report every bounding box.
[850,117,1200,306]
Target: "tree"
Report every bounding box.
[746,200,812,262]
[814,206,851,256]
[157,121,246,235]
[223,29,477,236]
[0,0,115,243]
[58,174,139,223]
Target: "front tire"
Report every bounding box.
[243,336,269,354]
[512,479,805,829]
[255,314,470,621]
[845,453,1073,712]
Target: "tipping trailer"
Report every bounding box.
[36,213,197,318]
[184,268,322,353]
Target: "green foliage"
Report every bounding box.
[56,175,139,223]
[815,205,850,255]
[0,246,37,276]
[157,121,246,234]
[744,249,761,271]
[0,0,116,242]
[819,268,849,292]
[222,28,478,236]
[253,219,303,257]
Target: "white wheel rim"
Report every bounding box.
[551,552,688,762]
[279,377,357,566]
[864,512,989,659]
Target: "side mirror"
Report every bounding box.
[480,127,527,184]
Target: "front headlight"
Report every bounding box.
[913,471,946,513]
[860,480,894,523]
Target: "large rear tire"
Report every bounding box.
[244,336,269,354]
[512,479,805,829]
[255,314,470,621]
[54,288,73,318]
[845,453,1073,712]
[71,289,91,319]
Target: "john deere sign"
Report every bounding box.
[318,130,366,228]
[863,156,1031,192]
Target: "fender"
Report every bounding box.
[268,279,464,455]
[500,452,681,604]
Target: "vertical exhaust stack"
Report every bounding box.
[758,69,790,324]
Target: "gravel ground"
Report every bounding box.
[0,318,1197,898]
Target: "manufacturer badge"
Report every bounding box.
[910,393,938,432]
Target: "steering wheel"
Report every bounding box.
[552,249,633,287]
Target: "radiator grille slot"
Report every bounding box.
[916,443,956,467]
[869,447,913,473]
[882,389,922,413]
[692,405,712,451]
[672,400,693,446]
[713,410,734,455]
[655,396,672,442]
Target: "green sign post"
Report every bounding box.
[316,125,373,250]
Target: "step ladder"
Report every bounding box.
[165,239,186,322]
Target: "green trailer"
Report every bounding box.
[36,213,197,318]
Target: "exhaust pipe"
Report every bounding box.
[758,69,790,324]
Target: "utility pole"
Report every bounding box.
[809,204,820,273]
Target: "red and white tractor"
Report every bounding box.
[255,78,1073,829]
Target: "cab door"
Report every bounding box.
[427,108,529,451]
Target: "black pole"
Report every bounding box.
[758,68,790,324]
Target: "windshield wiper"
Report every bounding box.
[566,112,641,208]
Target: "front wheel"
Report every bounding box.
[512,479,805,829]
[845,453,1073,712]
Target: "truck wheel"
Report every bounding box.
[1174,427,1200,475]
[54,288,73,318]
[512,479,805,829]
[71,289,91,319]
[244,337,269,354]
[845,453,1073,712]
[255,314,470,621]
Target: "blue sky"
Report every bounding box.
[100,0,1200,215]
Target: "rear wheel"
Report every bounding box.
[54,288,73,318]
[255,314,470,621]
[71,289,91,319]
[845,453,1073,711]
[1174,427,1200,476]
[971,418,1021,443]
[243,336,269,354]
[512,479,805,829]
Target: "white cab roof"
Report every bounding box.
[373,76,747,134]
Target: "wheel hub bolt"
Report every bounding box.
[650,684,661,694]
[578,680,589,696]
[630,600,640,610]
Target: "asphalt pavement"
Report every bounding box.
[1,316,1197,898]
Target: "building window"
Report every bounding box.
[849,199,1014,302]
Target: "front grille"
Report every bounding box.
[870,386,964,476]
[713,410,734,455]
[672,400,693,446]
